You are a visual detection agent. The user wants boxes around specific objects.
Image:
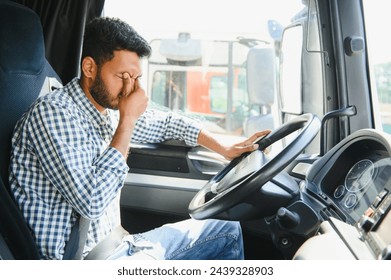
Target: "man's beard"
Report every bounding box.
[90,70,119,110]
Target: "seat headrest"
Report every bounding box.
[0,1,45,74]
[0,1,60,185]
[0,1,50,259]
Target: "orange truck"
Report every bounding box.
[146,34,275,135]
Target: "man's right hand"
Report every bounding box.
[112,72,148,158]
[118,72,148,125]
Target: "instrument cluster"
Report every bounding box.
[333,159,376,209]
[307,132,391,225]
[330,157,389,222]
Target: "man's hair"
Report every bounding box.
[81,17,151,66]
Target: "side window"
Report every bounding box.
[363,1,391,134]
[209,76,229,114]
[151,71,185,111]
[276,0,323,154]
[209,71,248,114]
[148,39,253,135]
[151,71,168,107]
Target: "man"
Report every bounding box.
[9,17,270,260]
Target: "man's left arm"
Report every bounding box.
[131,109,201,146]
[131,109,271,160]
[196,128,271,160]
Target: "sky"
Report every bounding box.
[104,0,391,65]
[362,1,391,64]
[103,0,305,41]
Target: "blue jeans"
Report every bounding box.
[108,219,244,260]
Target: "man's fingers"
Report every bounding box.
[251,130,272,140]
[240,130,272,147]
[133,77,139,93]
[122,72,131,96]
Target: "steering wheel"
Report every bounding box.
[188,113,321,221]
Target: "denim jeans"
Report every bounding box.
[107,219,244,260]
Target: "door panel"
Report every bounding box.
[120,140,227,232]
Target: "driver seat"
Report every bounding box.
[0,0,64,259]
[0,1,153,260]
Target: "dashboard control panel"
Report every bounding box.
[357,190,391,259]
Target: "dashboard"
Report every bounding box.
[324,153,389,223]
[299,129,391,259]
[306,130,391,224]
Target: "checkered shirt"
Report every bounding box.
[9,77,202,259]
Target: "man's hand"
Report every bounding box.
[112,72,148,158]
[221,130,272,160]
[118,72,148,125]
[197,129,272,161]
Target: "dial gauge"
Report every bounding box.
[344,159,374,193]
[344,193,358,209]
[334,185,345,199]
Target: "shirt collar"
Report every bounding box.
[67,78,113,142]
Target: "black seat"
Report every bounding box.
[0,1,148,260]
[0,0,61,259]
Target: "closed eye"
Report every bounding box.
[114,72,142,80]
[114,73,125,80]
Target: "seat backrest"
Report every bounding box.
[0,0,61,259]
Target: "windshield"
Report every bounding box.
[362,0,391,134]
[104,0,317,150]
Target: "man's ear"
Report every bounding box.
[81,56,97,79]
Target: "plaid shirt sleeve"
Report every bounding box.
[27,99,129,219]
[131,109,203,146]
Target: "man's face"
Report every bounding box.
[89,50,142,110]
[89,67,116,109]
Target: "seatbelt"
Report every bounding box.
[84,226,128,260]
[63,216,90,260]
[0,233,14,260]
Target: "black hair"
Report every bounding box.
[81,17,151,66]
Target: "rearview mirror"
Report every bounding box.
[280,24,303,115]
